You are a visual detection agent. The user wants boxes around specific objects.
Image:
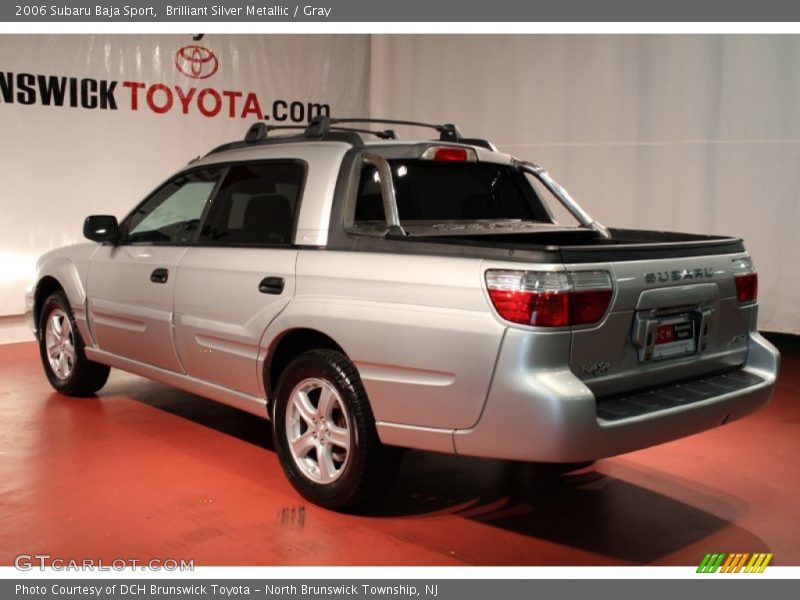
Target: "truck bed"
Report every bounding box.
[336,225,744,263]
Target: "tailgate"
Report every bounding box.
[568,251,757,397]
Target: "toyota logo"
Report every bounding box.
[175,45,219,80]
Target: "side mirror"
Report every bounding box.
[83,215,119,243]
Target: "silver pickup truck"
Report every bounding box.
[26,117,780,510]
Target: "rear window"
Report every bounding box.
[355,160,552,223]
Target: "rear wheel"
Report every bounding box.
[38,291,110,396]
[273,349,401,511]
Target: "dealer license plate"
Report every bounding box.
[652,314,696,360]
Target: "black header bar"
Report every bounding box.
[3,1,800,23]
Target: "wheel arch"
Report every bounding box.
[33,276,65,337]
[31,247,96,344]
[264,328,348,410]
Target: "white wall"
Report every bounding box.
[2,34,798,342]
[370,35,800,334]
[0,33,370,322]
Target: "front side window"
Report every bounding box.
[199,163,304,246]
[124,169,222,245]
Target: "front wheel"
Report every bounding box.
[38,291,110,396]
[272,349,401,511]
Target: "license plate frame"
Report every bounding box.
[651,313,697,361]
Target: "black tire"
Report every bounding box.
[38,291,110,396]
[272,349,401,511]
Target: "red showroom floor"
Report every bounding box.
[1,338,798,566]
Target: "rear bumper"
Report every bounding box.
[452,330,779,462]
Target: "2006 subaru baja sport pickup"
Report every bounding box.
[26,117,780,510]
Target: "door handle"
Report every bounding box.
[150,268,169,284]
[258,276,285,295]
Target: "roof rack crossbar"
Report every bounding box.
[332,118,441,129]
[329,126,397,140]
[259,121,397,140]
[252,116,475,144]
[326,118,464,142]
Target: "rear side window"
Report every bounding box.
[199,163,304,246]
[355,160,552,224]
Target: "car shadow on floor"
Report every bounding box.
[102,373,275,451]
[362,451,764,564]
[107,374,763,564]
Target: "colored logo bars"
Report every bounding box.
[697,552,773,573]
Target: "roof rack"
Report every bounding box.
[246,116,487,144]
[323,117,463,142]
[206,116,496,156]
[252,122,399,140]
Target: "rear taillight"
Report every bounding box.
[485,270,613,327]
[570,271,616,324]
[732,256,758,303]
